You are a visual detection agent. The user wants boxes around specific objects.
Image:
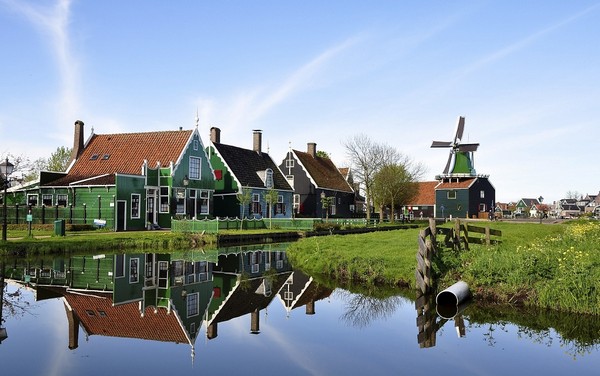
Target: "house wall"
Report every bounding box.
[467,178,496,218]
[436,188,470,219]
[115,175,147,231]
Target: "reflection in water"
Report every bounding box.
[335,289,405,329]
[3,245,600,363]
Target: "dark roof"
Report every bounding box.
[293,150,353,193]
[45,130,193,186]
[213,143,292,190]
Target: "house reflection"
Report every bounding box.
[2,243,333,358]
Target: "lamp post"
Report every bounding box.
[538,196,544,224]
[1,158,15,242]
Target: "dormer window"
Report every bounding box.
[90,154,99,160]
[102,154,110,160]
[265,168,274,188]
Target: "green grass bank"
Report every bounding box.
[287,220,600,315]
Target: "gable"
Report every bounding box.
[407,181,438,206]
[293,150,353,193]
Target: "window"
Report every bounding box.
[102,154,110,160]
[285,159,294,168]
[187,292,199,317]
[447,191,456,200]
[265,168,274,188]
[115,254,125,278]
[28,194,38,207]
[90,154,99,160]
[199,190,209,214]
[479,203,486,212]
[252,193,261,215]
[131,194,141,219]
[159,187,169,213]
[286,175,294,188]
[275,195,285,215]
[189,156,201,180]
[480,190,485,199]
[214,169,222,180]
[42,194,53,206]
[129,258,139,283]
[293,194,300,210]
[175,189,185,214]
[193,139,199,151]
[57,194,68,207]
[331,202,336,216]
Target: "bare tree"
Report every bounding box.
[343,134,426,220]
[236,187,252,229]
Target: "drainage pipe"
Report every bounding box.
[436,281,471,306]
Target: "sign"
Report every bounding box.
[26,214,33,222]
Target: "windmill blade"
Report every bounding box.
[454,116,465,143]
[457,143,479,152]
[431,141,453,148]
[443,153,453,174]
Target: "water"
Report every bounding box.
[1,246,600,375]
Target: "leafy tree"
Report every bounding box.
[236,187,252,229]
[372,164,419,222]
[321,195,335,220]
[47,146,72,172]
[264,188,279,229]
[316,150,330,159]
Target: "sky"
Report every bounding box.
[1,1,599,204]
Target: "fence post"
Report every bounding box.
[83,203,87,224]
[69,204,73,224]
[42,205,46,224]
[15,203,19,224]
[55,204,59,220]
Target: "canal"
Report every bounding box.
[1,243,600,375]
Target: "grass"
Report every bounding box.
[287,219,600,314]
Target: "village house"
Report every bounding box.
[278,143,355,218]
[9,119,215,230]
[207,128,293,219]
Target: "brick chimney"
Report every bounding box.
[306,300,315,315]
[70,120,85,162]
[250,308,260,334]
[64,304,80,350]
[210,127,221,143]
[253,130,262,154]
[307,142,317,158]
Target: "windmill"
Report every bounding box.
[431,116,479,176]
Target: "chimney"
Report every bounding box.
[307,142,317,158]
[253,130,262,154]
[210,127,221,143]
[306,300,316,315]
[71,120,85,162]
[207,323,218,339]
[64,304,80,350]
[250,308,260,334]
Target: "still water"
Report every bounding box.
[1,244,600,375]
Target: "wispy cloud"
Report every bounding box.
[455,3,600,84]
[202,35,364,131]
[3,0,79,126]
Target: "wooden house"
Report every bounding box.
[207,128,293,219]
[10,120,214,230]
[279,143,355,218]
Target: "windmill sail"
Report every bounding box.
[431,116,479,176]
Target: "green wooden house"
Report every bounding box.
[10,120,215,230]
[207,127,293,219]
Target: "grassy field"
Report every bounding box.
[287,219,600,314]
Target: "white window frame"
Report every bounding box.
[129,258,139,284]
[193,139,199,151]
[175,188,186,214]
[265,168,274,188]
[285,159,294,168]
[57,194,68,207]
[42,194,53,206]
[130,193,141,219]
[28,194,38,206]
[480,190,485,199]
[187,292,199,317]
[447,191,457,200]
[159,187,170,213]
[199,190,209,214]
[189,156,201,180]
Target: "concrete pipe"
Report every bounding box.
[436,281,471,307]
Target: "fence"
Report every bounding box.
[172,217,320,234]
[0,204,115,228]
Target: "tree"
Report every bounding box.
[264,188,279,229]
[321,195,335,220]
[343,134,426,220]
[47,146,72,172]
[316,150,330,159]
[236,187,252,229]
[372,164,419,222]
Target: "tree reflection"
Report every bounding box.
[335,289,405,328]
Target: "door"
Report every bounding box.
[116,201,126,231]
[147,189,157,225]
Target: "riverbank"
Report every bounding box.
[287,219,600,315]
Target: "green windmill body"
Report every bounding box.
[431,116,479,178]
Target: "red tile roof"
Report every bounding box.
[294,150,353,193]
[62,291,190,344]
[48,130,193,186]
[406,181,439,206]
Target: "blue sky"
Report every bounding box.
[1,1,599,203]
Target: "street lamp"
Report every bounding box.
[538,196,544,224]
[1,158,15,242]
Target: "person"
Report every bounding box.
[489,208,494,221]
[419,211,423,219]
